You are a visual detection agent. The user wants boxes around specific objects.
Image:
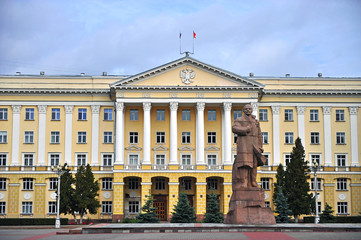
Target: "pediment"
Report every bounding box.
[153,145,168,151]
[110,56,263,90]
[178,146,194,151]
[205,146,220,151]
[125,145,142,151]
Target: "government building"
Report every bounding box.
[0,55,360,222]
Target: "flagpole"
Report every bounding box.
[179,32,182,54]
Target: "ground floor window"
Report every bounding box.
[22,202,32,214]
[337,202,348,214]
[207,178,218,190]
[102,201,112,214]
[155,178,166,190]
[0,202,5,214]
[181,179,192,190]
[129,201,139,213]
[48,201,57,214]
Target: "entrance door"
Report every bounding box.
[154,195,167,221]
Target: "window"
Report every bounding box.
[208,110,216,121]
[128,178,139,190]
[311,178,321,190]
[310,132,320,144]
[234,110,242,120]
[336,132,345,144]
[336,154,347,167]
[182,155,191,165]
[51,108,60,120]
[76,154,87,166]
[182,109,191,121]
[0,131,7,143]
[261,178,270,190]
[102,201,112,213]
[259,109,268,121]
[129,155,138,165]
[102,178,113,190]
[263,154,269,166]
[156,109,165,121]
[130,109,138,121]
[310,109,319,121]
[310,154,321,166]
[262,132,268,144]
[181,179,192,190]
[24,131,34,143]
[129,132,138,144]
[78,108,87,120]
[129,201,139,213]
[207,178,218,190]
[104,131,113,143]
[284,154,291,165]
[317,202,321,215]
[0,154,6,166]
[156,154,165,165]
[234,134,237,144]
[0,178,6,190]
[337,178,347,190]
[104,109,113,120]
[0,202,5,214]
[285,109,293,121]
[155,178,166,190]
[207,154,217,165]
[156,132,165,144]
[24,154,34,166]
[49,178,58,190]
[102,154,113,166]
[25,108,34,120]
[285,132,294,144]
[50,131,60,144]
[0,108,8,120]
[337,202,348,214]
[49,154,60,166]
[336,110,345,121]
[48,201,57,214]
[265,201,270,208]
[23,178,33,190]
[22,202,33,214]
[207,132,216,144]
[182,132,191,144]
[77,131,87,143]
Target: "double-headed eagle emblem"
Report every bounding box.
[180,67,195,85]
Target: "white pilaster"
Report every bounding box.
[169,102,178,165]
[196,102,205,165]
[349,107,359,166]
[37,105,47,166]
[11,105,21,166]
[115,102,125,165]
[323,106,332,165]
[251,102,259,119]
[143,102,152,165]
[297,106,306,147]
[272,106,280,166]
[91,105,100,166]
[223,102,232,165]
[64,105,74,166]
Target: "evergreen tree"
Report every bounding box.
[284,137,313,222]
[319,202,336,223]
[274,188,292,223]
[171,192,196,223]
[136,193,160,223]
[203,192,224,223]
[74,164,100,224]
[273,163,286,205]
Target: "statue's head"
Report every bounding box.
[243,104,253,116]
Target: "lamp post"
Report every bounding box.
[311,161,320,224]
[51,164,68,229]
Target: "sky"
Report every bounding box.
[0,0,360,77]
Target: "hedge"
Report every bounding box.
[0,218,68,226]
[303,216,361,223]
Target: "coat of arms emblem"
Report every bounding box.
[180,68,195,85]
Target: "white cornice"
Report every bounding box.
[0,89,110,94]
[112,86,261,91]
[264,89,361,95]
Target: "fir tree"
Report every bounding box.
[273,163,286,205]
[136,193,160,223]
[171,192,196,223]
[284,137,313,222]
[203,192,224,223]
[58,164,78,223]
[274,188,292,223]
[319,202,336,223]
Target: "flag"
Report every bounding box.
[179,32,182,39]
[193,31,196,39]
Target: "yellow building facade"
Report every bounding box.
[0,56,360,221]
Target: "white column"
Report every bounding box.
[143,102,152,165]
[297,106,306,147]
[169,102,178,165]
[349,107,359,166]
[251,102,259,119]
[91,105,100,166]
[115,102,124,165]
[323,106,332,165]
[11,105,21,166]
[196,102,205,165]
[64,105,74,166]
[37,105,47,166]
[272,106,280,166]
[223,102,232,165]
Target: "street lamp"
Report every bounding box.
[51,164,68,229]
[311,161,320,224]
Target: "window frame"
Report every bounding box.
[261,178,270,190]
[0,154,7,166]
[233,110,242,120]
[284,109,293,121]
[23,178,33,190]
[128,178,139,190]
[102,201,113,214]
[310,132,320,145]
[128,154,139,166]
[0,202,5,214]
[128,201,139,213]
[155,154,166,165]
[50,131,60,144]
[0,178,6,190]
[182,109,191,121]
[207,178,218,190]
[337,178,347,190]
[77,131,87,143]
[310,109,319,121]
[49,178,58,191]
[48,201,57,214]
[76,153,87,166]
[0,108,8,120]
[207,110,216,121]
[49,153,60,166]
[104,109,113,121]
[336,132,346,145]
[25,108,35,120]
[23,153,34,166]
[78,108,87,120]
[284,132,294,144]
[102,178,113,190]
[0,131,7,143]
[24,131,34,144]
[130,109,139,121]
[129,132,139,144]
[207,132,216,144]
[336,154,347,167]
[311,178,322,190]
[22,202,33,214]
[262,132,268,144]
[337,202,348,214]
[51,108,60,121]
[102,153,113,166]
[155,178,166,190]
[156,109,165,121]
[207,154,217,166]
[181,154,192,165]
[156,132,165,144]
[336,110,345,122]
[103,131,113,143]
[181,132,191,144]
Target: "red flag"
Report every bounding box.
[193,31,196,39]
